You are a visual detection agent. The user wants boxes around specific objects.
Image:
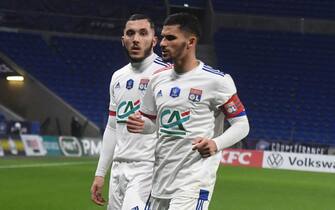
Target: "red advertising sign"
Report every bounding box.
[221,149,264,168]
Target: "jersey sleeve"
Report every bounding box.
[108,76,117,116]
[139,79,157,120]
[214,74,246,119]
[95,75,117,177]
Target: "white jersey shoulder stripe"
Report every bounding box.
[202,65,225,77]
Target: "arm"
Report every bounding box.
[90,115,116,205]
[91,77,117,206]
[192,116,249,157]
[193,74,249,157]
[95,115,116,177]
[127,78,157,134]
[213,115,249,151]
[127,112,156,134]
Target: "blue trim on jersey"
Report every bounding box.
[155,57,164,62]
[154,59,169,67]
[195,189,209,210]
[144,194,151,210]
[235,111,247,117]
[155,57,170,64]
[131,206,139,210]
[202,65,225,77]
[199,189,209,200]
[196,200,205,210]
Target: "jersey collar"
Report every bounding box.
[172,60,204,78]
[130,53,157,72]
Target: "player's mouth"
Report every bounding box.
[131,46,141,53]
[161,50,170,57]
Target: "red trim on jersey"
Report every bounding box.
[153,64,173,75]
[181,110,190,117]
[139,111,157,120]
[134,99,141,106]
[219,94,245,119]
[109,110,116,116]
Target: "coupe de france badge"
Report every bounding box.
[126,79,134,89]
[188,88,202,102]
[139,78,149,90]
[170,87,180,98]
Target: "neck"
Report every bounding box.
[174,53,198,74]
[130,52,155,71]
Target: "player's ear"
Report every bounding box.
[187,36,197,49]
[152,35,158,47]
[121,36,125,46]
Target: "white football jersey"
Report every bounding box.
[140,61,246,198]
[109,53,170,162]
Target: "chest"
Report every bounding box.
[153,76,216,111]
[114,74,151,102]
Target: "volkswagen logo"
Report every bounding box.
[267,153,284,168]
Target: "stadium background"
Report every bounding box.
[0,1,334,210]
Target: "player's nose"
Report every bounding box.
[160,37,167,47]
[133,33,140,43]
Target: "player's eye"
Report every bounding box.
[139,29,149,36]
[126,30,135,36]
[164,35,176,41]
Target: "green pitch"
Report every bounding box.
[0,157,334,210]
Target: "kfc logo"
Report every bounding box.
[221,149,264,168]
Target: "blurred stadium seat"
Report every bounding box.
[0,31,127,127]
[212,0,335,19]
[215,28,335,145]
[0,0,333,144]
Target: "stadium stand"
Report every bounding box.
[0,31,127,128]
[51,36,127,125]
[169,0,206,8]
[0,0,334,144]
[214,28,335,145]
[211,0,335,19]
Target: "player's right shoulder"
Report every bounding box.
[148,64,173,84]
[152,63,173,76]
[113,64,131,76]
[110,63,131,81]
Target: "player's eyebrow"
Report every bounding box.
[162,34,177,41]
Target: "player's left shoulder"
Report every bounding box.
[201,63,237,89]
[201,63,232,82]
[201,63,226,78]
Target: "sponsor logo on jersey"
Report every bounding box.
[138,78,149,91]
[170,87,180,98]
[116,100,140,123]
[157,90,163,97]
[115,82,120,89]
[188,88,202,102]
[159,109,190,136]
[126,79,134,89]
